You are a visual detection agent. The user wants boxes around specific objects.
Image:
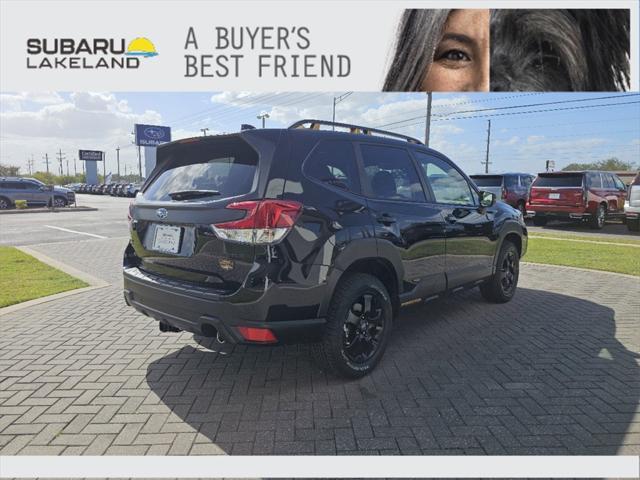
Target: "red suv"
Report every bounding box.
[527,171,627,229]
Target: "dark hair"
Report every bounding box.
[383,9,451,91]
[491,10,630,91]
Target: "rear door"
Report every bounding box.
[415,152,496,287]
[529,173,585,207]
[357,143,446,297]
[23,181,46,205]
[130,133,273,293]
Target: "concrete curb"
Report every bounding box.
[0,206,98,215]
[0,246,110,317]
[522,261,640,280]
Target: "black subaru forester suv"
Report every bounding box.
[123,120,527,378]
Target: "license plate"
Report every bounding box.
[152,224,182,254]
[549,193,560,199]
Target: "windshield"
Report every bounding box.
[143,138,258,202]
[533,174,583,188]
[471,175,503,187]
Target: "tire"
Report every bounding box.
[590,204,606,230]
[480,241,520,303]
[532,216,547,226]
[0,196,12,209]
[311,273,393,378]
[628,219,640,232]
[50,196,67,208]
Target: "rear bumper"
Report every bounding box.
[526,205,590,220]
[123,266,327,345]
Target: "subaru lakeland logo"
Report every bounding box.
[156,208,168,219]
[26,36,158,70]
[144,126,166,140]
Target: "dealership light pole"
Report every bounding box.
[200,128,209,136]
[256,113,270,128]
[116,146,120,179]
[73,156,77,176]
[43,153,50,174]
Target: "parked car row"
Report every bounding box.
[72,183,141,197]
[0,177,75,209]
[471,170,636,231]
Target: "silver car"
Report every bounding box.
[0,177,75,209]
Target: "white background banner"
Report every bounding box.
[1,0,638,91]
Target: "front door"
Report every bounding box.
[358,143,446,299]
[413,151,497,288]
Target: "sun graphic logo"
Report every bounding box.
[125,37,158,58]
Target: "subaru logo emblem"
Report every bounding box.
[156,208,168,219]
[144,127,165,140]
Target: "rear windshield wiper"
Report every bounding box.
[168,189,221,200]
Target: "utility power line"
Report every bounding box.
[376,95,640,129]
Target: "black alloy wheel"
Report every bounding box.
[342,291,386,365]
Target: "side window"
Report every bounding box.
[504,175,517,188]
[521,175,533,188]
[23,182,39,191]
[603,174,615,189]
[414,152,476,206]
[359,144,425,202]
[613,176,626,190]
[303,140,361,194]
[589,173,602,188]
[8,182,26,190]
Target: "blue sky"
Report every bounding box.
[1,91,638,177]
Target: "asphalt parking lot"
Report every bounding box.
[0,194,638,455]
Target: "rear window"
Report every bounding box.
[143,138,258,202]
[533,174,583,188]
[471,175,503,187]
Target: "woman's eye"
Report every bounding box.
[439,50,471,62]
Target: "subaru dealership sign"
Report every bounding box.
[135,124,171,146]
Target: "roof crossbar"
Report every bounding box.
[288,119,423,145]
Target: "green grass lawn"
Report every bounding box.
[529,231,640,246]
[0,247,88,307]
[525,237,640,276]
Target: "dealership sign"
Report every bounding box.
[135,124,171,146]
[78,149,103,161]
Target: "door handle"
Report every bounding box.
[376,214,396,225]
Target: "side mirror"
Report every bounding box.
[479,190,496,207]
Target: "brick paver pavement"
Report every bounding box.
[1,237,638,455]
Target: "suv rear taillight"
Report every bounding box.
[212,200,302,245]
[583,188,588,206]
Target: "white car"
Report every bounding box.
[625,182,640,232]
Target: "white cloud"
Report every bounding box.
[0,92,64,112]
[0,92,163,175]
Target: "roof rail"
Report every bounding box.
[288,119,423,145]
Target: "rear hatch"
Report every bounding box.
[529,173,584,207]
[129,133,277,294]
[471,175,504,200]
